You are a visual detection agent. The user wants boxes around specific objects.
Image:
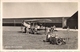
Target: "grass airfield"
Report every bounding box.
[3,26,78,49]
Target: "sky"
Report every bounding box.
[3,2,78,18]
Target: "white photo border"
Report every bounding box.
[0,0,80,51]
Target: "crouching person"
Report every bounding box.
[46,32,51,42]
[49,32,59,44]
[43,31,56,42]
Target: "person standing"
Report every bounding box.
[53,25,56,30]
[23,22,31,33]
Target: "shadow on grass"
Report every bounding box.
[17,31,44,35]
[18,31,26,33]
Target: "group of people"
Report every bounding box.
[21,21,57,34]
[21,21,45,33]
[21,21,66,45]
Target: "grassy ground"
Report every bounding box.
[3,26,78,49]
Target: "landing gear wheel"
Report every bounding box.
[56,38,63,45]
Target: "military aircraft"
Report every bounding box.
[21,19,52,34]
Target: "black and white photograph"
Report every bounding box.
[1,0,79,51]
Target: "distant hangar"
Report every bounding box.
[3,11,78,29]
